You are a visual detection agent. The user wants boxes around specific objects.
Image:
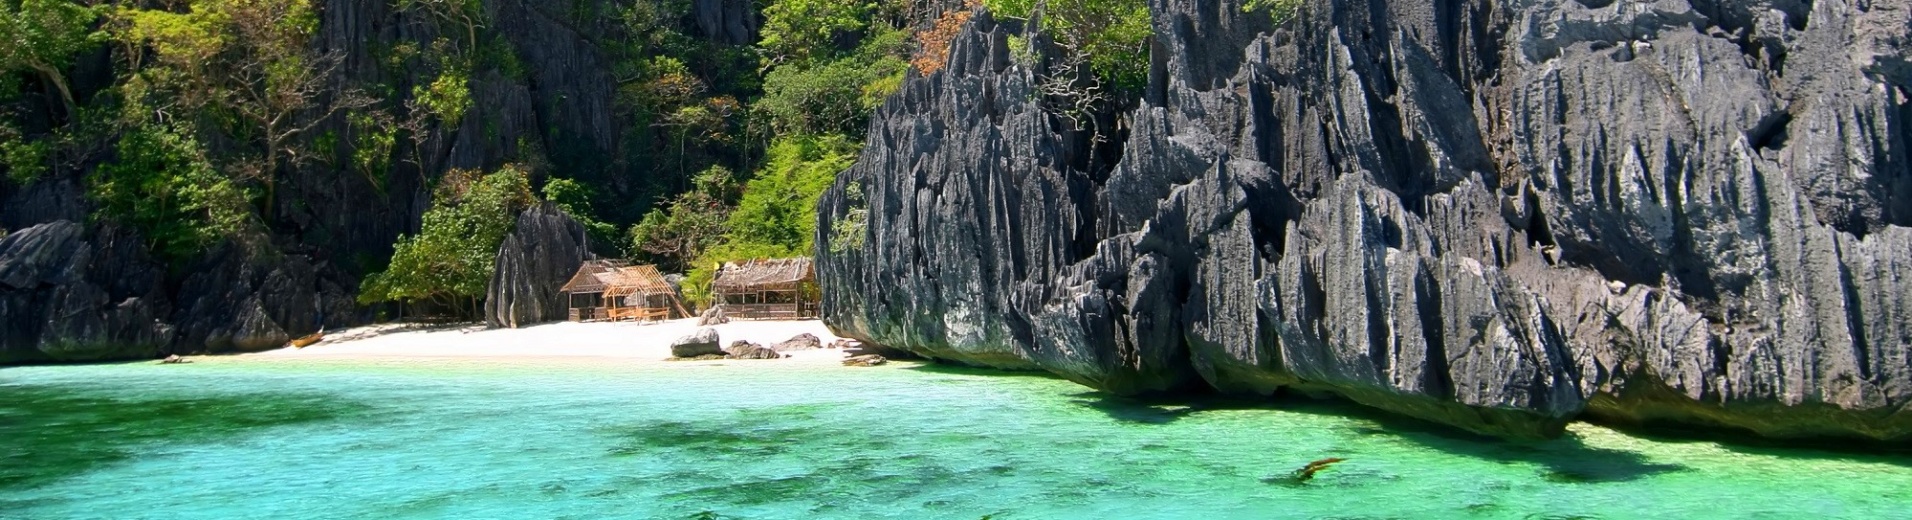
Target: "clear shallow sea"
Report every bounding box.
[2,359,1909,520]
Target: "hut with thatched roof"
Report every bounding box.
[558,260,688,322]
[712,257,817,320]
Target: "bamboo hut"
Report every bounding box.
[711,257,817,320]
[559,261,689,322]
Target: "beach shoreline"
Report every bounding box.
[232,319,862,366]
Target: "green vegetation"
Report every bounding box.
[983,0,1152,92]
[0,0,104,115]
[542,177,621,249]
[358,165,534,318]
[1244,0,1304,24]
[759,0,869,65]
[0,0,1159,320]
[829,181,869,254]
[88,123,255,262]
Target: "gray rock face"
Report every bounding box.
[698,306,731,326]
[771,333,822,352]
[818,1,1912,441]
[486,203,591,329]
[0,222,173,363]
[170,245,345,354]
[692,0,760,45]
[672,328,724,358]
[725,340,781,360]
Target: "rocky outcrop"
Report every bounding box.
[692,0,760,45]
[169,244,351,355]
[486,203,591,328]
[771,333,822,352]
[0,222,173,363]
[672,328,724,358]
[818,1,1912,441]
[698,306,731,326]
[725,340,781,360]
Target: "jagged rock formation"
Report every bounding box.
[0,222,173,363]
[818,0,1912,441]
[486,203,591,328]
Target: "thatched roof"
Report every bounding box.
[559,261,675,297]
[713,257,815,294]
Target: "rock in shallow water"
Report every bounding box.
[816,1,1912,441]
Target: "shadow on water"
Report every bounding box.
[1591,423,1912,469]
[0,383,369,493]
[899,362,1066,381]
[1063,389,1687,484]
[1066,391,1271,425]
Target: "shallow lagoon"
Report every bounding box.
[3,359,1909,519]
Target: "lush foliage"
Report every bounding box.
[88,124,255,262]
[358,165,534,317]
[759,0,868,65]
[0,0,103,112]
[722,135,858,253]
[673,135,858,306]
[628,166,738,273]
[0,0,1166,321]
[541,177,621,249]
[757,27,909,136]
[983,0,1152,92]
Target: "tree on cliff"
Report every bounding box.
[112,0,373,212]
[359,165,534,318]
[0,0,103,119]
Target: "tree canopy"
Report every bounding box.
[359,165,534,317]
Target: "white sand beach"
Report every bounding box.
[243,319,863,365]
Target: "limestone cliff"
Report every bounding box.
[818,0,1912,441]
[486,202,592,329]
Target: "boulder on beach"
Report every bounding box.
[725,340,780,360]
[696,306,729,326]
[670,328,723,358]
[843,355,886,367]
[772,333,822,352]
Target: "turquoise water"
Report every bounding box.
[3,359,1910,519]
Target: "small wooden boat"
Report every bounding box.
[289,328,326,349]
